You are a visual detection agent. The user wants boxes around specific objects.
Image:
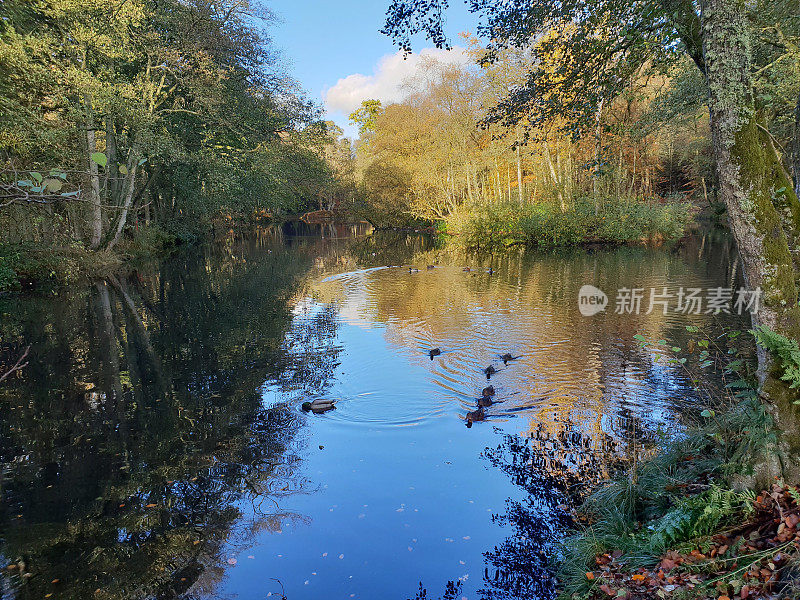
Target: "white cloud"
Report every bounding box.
[324,47,470,117]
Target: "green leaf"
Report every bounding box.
[30,171,43,183]
[633,334,646,342]
[91,152,108,167]
[701,409,715,418]
[686,325,699,333]
[60,191,79,197]
[671,346,681,352]
[44,178,63,193]
[118,164,129,175]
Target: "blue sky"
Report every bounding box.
[267,0,476,137]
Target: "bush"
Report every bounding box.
[443,197,691,249]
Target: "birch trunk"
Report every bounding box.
[516,145,524,206]
[85,94,103,250]
[106,147,141,250]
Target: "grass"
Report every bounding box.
[444,197,691,249]
[557,328,781,599]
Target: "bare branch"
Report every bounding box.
[0,345,31,384]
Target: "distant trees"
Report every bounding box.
[351,47,707,225]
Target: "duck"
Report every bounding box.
[465,406,485,427]
[429,348,442,360]
[487,267,494,275]
[409,267,420,273]
[501,353,522,365]
[484,365,497,379]
[477,396,497,408]
[482,385,495,398]
[426,265,435,270]
[301,399,336,413]
[462,267,471,272]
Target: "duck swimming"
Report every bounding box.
[484,365,497,379]
[482,385,495,398]
[429,348,442,359]
[477,396,499,408]
[427,265,435,270]
[465,406,485,427]
[409,267,420,273]
[501,353,522,365]
[301,399,336,413]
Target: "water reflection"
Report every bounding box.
[0,232,362,599]
[0,227,748,600]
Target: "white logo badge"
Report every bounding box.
[578,285,608,316]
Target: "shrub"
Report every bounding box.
[444,197,691,249]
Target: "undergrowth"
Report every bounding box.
[444,197,690,249]
[557,325,778,598]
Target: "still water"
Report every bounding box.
[0,225,747,600]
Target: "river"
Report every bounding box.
[0,224,749,599]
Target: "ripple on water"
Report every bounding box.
[301,248,749,436]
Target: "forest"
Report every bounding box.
[0,0,355,288]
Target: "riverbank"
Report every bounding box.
[0,217,347,292]
[0,225,188,292]
[443,198,692,249]
[558,329,800,600]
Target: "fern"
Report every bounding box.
[648,486,752,551]
[751,325,800,389]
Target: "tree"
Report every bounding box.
[0,0,344,255]
[349,99,384,137]
[383,0,800,479]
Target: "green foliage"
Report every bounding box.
[752,325,800,389]
[559,328,770,597]
[349,99,383,137]
[648,486,753,552]
[0,0,351,266]
[0,256,19,291]
[445,198,690,249]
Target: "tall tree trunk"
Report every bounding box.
[516,144,524,206]
[794,88,800,199]
[84,94,103,250]
[543,141,565,211]
[701,0,800,483]
[507,164,512,203]
[106,146,141,250]
[593,98,605,214]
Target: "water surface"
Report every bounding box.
[0,226,747,599]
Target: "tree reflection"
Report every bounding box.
[0,233,341,599]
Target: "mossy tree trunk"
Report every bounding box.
[701,0,800,483]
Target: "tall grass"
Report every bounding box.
[444,197,691,249]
